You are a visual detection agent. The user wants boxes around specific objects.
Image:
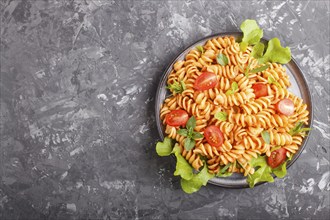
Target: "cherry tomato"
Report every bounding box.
[275,98,295,116]
[204,125,224,148]
[194,72,218,91]
[252,83,268,98]
[267,148,287,168]
[165,109,189,127]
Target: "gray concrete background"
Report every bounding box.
[0,0,329,219]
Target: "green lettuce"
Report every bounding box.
[247,156,288,187]
[217,163,233,177]
[251,42,265,59]
[289,121,312,136]
[156,137,173,156]
[272,161,287,178]
[240,19,263,51]
[239,20,291,64]
[172,144,194,180]
[258,38,291,64]
[180,164,215,194]
[155,139,214,193]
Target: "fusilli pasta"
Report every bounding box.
[160,35,310,177]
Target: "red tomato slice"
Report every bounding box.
[204,125,224,148]
[267,148,287,168]
[194,72,218,91]
[165,109,189,127]
[275,98,295,116]
[252,83,268,98]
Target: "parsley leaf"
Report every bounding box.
[217,54,229,66]
[215,111,228,121]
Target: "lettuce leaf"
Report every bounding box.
[247,156,274,188]
[156,137,173,156]
[180,164,215,194]
[272,161,287,178]
[258,38,291,64]
[172,144,194,180]
[217,171,233,177]
[251,42,265,59]
[247,155,289,187]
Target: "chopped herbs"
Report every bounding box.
[261,130,270,144]
[215,111,228,121]
[166,80,186,94]
[217,53,229,66]
[268,76,282,88]
[289,121,312,136]
[226,82,239,95]
[250,64,270,73]
[196,45,204,54]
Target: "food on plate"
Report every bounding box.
[156,19,311,193]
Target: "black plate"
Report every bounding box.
[155,32,313,188]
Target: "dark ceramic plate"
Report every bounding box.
[155,32,313,188]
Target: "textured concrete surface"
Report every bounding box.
[0,0,329,219]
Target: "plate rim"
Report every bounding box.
[155,32,314,188]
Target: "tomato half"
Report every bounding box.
[165,109,189,127]
[204,125,224,148]
[267,148,287,168]
[252,83,268,98]
[275,98,295,116]
[194,72,218,91]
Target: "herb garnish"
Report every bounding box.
[261,130,270,144]
[268,76,281,88]
[289,121,312,136]
[250,64,270,73]
[225,82,239,95]
[178,116,204,151]
[196,45,204,54]
[217,53,229,66]
[166,80,186,94]
[215,111,228,121]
